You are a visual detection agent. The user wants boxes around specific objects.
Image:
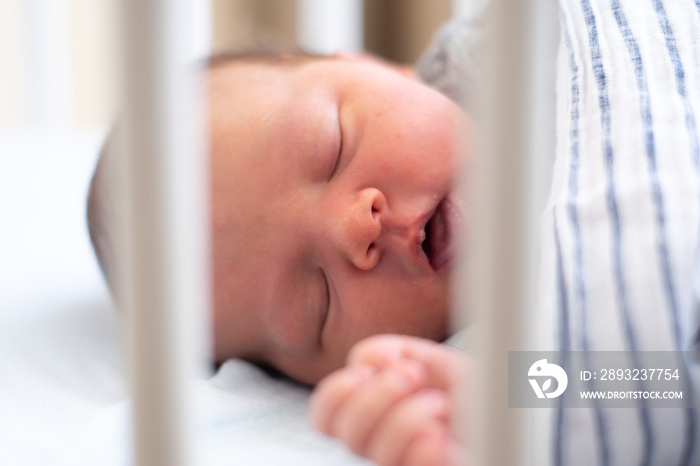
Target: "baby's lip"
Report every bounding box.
[419,198,463,271]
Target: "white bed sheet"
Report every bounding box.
[0,130,368,466]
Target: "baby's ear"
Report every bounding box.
[332,51,418,80]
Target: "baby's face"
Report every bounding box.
[209,57,469,384]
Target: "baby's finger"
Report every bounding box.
[365,388,450,466]
[308,364,375,435]
[331,360,426,456]
[349,334,460,389]
[347,334,417,366]
[403,427,454,466]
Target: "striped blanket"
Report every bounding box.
[553,1,700,464]
[418,1,700,464]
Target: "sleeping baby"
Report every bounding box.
[89,51,473,383]
[204,52,471,384]
[88,50,472,465]
[207,53,471,465]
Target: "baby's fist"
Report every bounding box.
[309,334,461,466]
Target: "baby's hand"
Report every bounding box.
[309,335,463,466]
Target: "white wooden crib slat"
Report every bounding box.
[456,0,557,465]
[119,1,210,465]
[23,0,72,130]
[297,0,364,54]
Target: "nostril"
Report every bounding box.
[421,220,431,258]
[369,188,386,218]
[362,242,381,270]
[371,205,381,224]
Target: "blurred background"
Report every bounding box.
[0,0,459,132]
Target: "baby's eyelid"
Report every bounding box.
[327,117,343,180]
[320,268,331,332]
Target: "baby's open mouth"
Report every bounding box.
[421,198,460,270]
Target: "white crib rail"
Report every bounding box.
[297,0,364,54]
[457,0,557,465]
[119,1,210,466]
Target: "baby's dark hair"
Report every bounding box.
[86,49,328,296]
[87,128,121,297]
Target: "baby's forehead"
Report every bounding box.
[207,57,343,164]
[206,58,318,128]
[207,59,324,222]
[207,60,281,94]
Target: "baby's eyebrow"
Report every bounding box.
[327,108,344,179]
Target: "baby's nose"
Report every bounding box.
[333,188,386,270]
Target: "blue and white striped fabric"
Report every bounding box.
[550,0,700,464]
[418,1,700,464]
